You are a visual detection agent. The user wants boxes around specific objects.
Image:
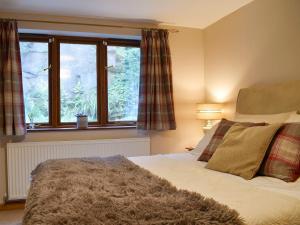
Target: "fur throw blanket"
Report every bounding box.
[23,156,245,225]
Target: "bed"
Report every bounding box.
[23,81,300,225]
[130,153,300,225]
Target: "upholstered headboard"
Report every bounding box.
[236,80,300,114]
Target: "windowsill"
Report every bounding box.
[27,125,137,132]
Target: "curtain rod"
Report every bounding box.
[16,19,179,33]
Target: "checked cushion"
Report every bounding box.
[260,123,300,182]
[198,119,265,162]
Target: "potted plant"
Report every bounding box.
[28,113,35,129]
[76,113,88,129]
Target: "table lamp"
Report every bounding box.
[197,103,223,129]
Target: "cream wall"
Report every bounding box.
[204,0,300,117]
[0,12,205,203]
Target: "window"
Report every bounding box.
[20,41,49,124]
[59,43,97,123]
[107,45,140,122]
[20,34,140,129]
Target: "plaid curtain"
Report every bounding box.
[137,29,176,130]
[0,19,26,136]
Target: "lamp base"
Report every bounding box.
[203,120,213,130]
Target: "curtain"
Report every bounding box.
[0,19,26,136]
[137,29,176,130]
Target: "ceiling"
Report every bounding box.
[0,0,253,29]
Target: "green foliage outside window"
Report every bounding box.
[20,40,140,125]
[20,42,49,124]
[107,46,140,121]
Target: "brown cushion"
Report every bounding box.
[260,123,300,182]
[198,119,265,162]
[206,123,282,180]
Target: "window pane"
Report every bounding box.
[107,46,140,121]
[60,43,97,123]
[20,41,49,124]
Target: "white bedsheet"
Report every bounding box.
[129,153,300,225]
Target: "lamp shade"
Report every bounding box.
[196,103,223,120]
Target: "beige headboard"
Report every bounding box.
[236,80,300,114]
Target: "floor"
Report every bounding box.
[0,209,23,225]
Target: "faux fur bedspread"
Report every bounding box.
[23,156,245,225]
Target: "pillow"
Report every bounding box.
[285,112,300,123]
[198,119,265,162]
[234,111,296,124]
[260,123,300,182]
[206,123,282,180]
[190,123,219,156]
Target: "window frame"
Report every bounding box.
[20,33,141,130]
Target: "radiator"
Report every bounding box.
[6,137,150,201]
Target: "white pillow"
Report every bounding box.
[285,112,300,123]
[190,123,219,156]
[234,111,297,124]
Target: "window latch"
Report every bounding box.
[49,38,54,43]
[103,41,107,46]
[43,64,52,71]
[105,65,114,70]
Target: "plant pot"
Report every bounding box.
[76,116,88,129]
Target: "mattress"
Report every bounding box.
[129,152,300,225]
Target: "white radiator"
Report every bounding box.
[6,137,150,201]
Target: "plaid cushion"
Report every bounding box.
[260,123,300,182]
[198,119,265,162]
